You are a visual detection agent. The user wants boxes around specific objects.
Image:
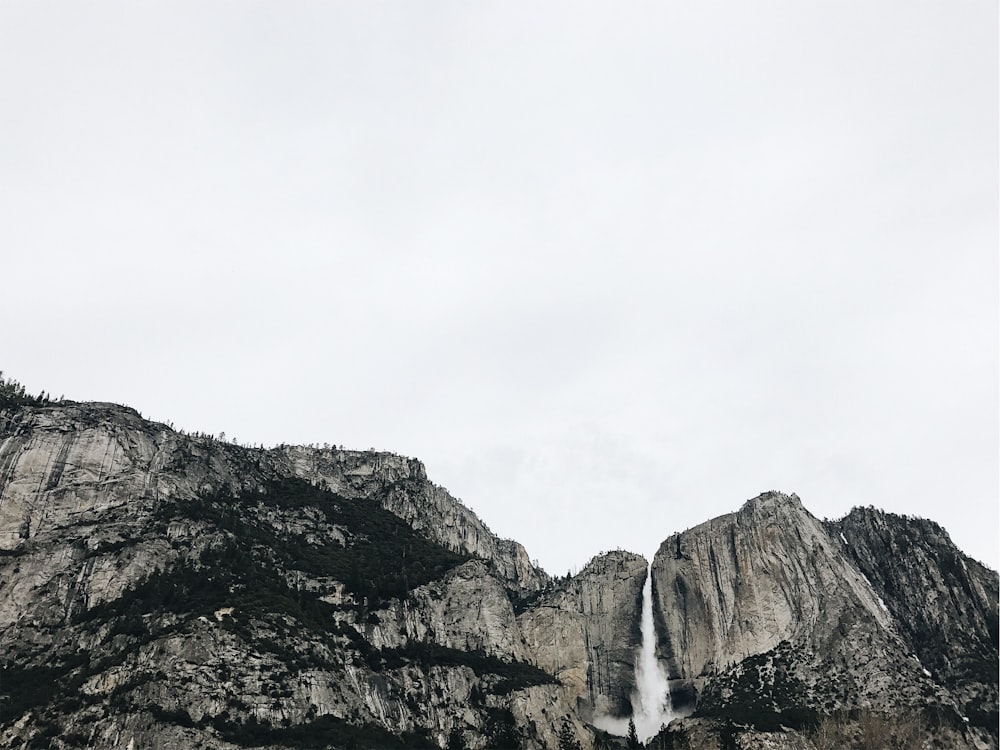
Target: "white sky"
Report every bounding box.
[2,2,997,574]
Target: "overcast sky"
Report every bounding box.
[2,2,997,574]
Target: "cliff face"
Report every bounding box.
[362,560,531,662]
[651,492,895,686]
[0,400,587,750]
[831,507,999,729]
[0,402,544,591]
[274,446,547,594]
[649,491,998,749]
[518,551,647,719]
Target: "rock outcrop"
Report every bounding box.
[518,551,647,719]
[0,401,545,592]
[831,507,999,729]
[363,560,532,662]
[0,398,581,750]
[652,492,896,698]
[648,491,997,749]
[274,445,547,594]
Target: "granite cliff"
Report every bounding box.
[0,394,589,750]
[0,380,996,750]
[648,492,997,749]
[518,551,647,719]
[832,508,999,728]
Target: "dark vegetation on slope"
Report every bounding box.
[1,477,551,745]
[213,709,517,750]
[21,701,448,749]
[155,477,471,606]
[373,641,555,694]
[692,639,969,736]
[0,373,55,411]
[830,509,999,729]
[1,653,94,727]
[161,711,440,749]
[693,642,818,731]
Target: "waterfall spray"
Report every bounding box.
[592,561,673,744]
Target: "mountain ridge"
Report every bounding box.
[0,377,996,749]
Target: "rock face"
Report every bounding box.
[364,560,532,662]
[651,493,896,698]
[0,398,591,750]
[649,491,998,749]
[831,507,999,729]
[518,551,647,719]
[274,445,547,595]
[0,401,544,590]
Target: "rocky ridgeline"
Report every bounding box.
[831,508,999,728]
[0,399,584,749]
[649,492,997,749]
[275,444,547,595]
[0,400,545,594]
[652,492,902,706]
[0,392,997,749]
[518,551,647,720]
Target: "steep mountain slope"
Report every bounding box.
[518,551,647,720]
[0,395,590,750]
[0,398,544,593]
[275,445,546,595]
[649,492,997,748]
[831,508,999,729]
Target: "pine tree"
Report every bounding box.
[558,720,582,750]
[627,717,641,749]
[446,727,465,750]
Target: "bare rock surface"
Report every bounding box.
[364,560,532,662]
[0,402,545,591]
[518,551,647,718]
[831,507,999,729]
[0,400,571,749]
[649,491,997,749]
[273,445,547,594]
[652,492,895,685]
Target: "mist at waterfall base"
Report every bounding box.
[593,564,673,744]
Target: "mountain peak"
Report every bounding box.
[738,489,803,513]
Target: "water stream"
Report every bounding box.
[592,561,673,744]
[631,561,672,741]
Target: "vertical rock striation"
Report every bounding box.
[0,402,546,594]
[518,551,647,719]
[0,400,572,750]
[652,494,887,667]
[831,507,999,728]
[645,490,998,750]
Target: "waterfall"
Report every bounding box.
[592,561,673,744]
[631,562,672,742]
